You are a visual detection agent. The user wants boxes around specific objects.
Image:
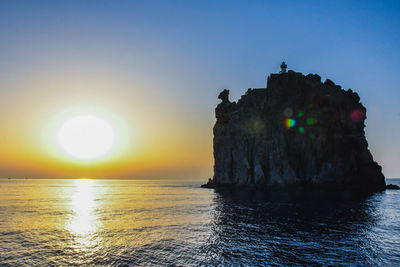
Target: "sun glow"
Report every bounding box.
[58,115,115,160]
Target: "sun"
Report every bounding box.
[58,115,115,160]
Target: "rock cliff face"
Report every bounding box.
[206,70,385,192]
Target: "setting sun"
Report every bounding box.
[57,115,115,160]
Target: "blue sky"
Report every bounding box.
[0,1,399,178]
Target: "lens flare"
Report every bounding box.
[306,117,317,126]
[350,109,365,123]
[284,118,296,128]
[283,107,293,117]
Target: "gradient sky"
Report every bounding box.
[0,0,399,179]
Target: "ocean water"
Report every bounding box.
[0,178,399,266]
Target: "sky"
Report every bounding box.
[0,0,399,179]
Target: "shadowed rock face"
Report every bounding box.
[208,70,385,192]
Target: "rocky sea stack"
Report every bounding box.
[203,67,386,192]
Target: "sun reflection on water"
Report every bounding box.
[69,179,99,236]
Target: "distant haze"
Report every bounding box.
[0,1,399,179]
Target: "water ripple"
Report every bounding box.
[0,179,400,265]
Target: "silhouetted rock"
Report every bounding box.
[205,70,386,192]
[201,178,215,188]
[386,184,400,190]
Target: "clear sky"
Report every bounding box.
[0,0,399,179]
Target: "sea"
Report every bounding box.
[0,178,399,266]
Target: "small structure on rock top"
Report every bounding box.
[280,61,287,73]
